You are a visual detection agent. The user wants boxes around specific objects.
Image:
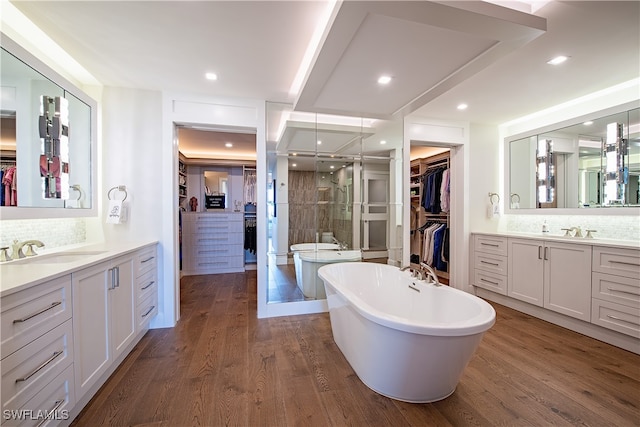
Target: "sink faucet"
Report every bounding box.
[331,237,348,250]
[418,262,441,286]
[11,239,45,259]
[569,226,583,238]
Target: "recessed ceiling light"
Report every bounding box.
[317,140,322,145]
[380,140,387,145]
[205,72,218,80]
[377,75,392,85]
[330,165,335,169]
[547,55,568,65]
[292,152,297,156]
[457,103,468,110]
[224,142,233,148]
[292,163,297,167]
[583,121,593,126]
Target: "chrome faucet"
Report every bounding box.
[11,239,45,259]
[331,237,348,250]
[569,226,583,238]
[418,262,441,286]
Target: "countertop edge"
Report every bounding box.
[470,231,640,250]
[0,240,158,297]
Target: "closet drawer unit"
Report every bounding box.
[9,364,75,427]
[473,252,507,276]
[474,269,507,295]
[135,246,157,278]
[136,269,157,303]
[1,320,73,412]
[137,293,157,332]
[591,298,640,338]
[185,242,244,258]
[592,272,640,308]
[191,220,243,235]
[474,235,508,256]
[592,246,640,280]
[1,275,72,359]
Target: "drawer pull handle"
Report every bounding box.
[142,306,156,318]
[538,246,542,260]
[606,287,640,297]
[141,256,155,263]
[199,262,228,266]
[480,278,499,286]
[198,226,227,229]
[15,351,63,383]
[481,243,499,247]
[609,260,640,267]
[13,301,62,323]
[480,260,499,267]
[606,314,640,326]
[141,281,155,290]
[36,399,65,427]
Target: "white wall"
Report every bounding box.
[468,123,501,234]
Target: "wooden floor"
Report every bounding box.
[71,271,640,426]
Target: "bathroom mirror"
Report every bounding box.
[508,105,640,210]
[0,35,96,218]
[265,102,403,304]
[203,170,229,209]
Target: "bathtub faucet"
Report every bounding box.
[331,237,348,250]
[418,262,441,286]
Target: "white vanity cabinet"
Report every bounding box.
[508,238,592,320]
[71,255,136,399]
[591,246,640,338]
[472,235,508,295]
[1,275,75,425]
[134,246,158,332]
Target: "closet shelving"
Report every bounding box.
[410,151,450,283]
[178,152,187,204]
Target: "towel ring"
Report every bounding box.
[510,193,521,203]
[488,192,500,205]
[108,185,128,202]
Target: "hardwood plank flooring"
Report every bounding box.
[71,271,640,427]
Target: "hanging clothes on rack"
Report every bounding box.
[421,166,446,214]
[2,165,17,206]
[420,221,448,271]
[244,216,257,254]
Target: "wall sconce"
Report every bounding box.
[39,95,70,200]
[536,138,554,204]
[604,122,628,205]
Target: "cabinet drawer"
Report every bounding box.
[135,246,157,278]
[191,233,243,247]
[1,320,73,412]
[136,269,157,303]
[474,235,507,256]
[192,220,243,234]
[473,253,507,276]
[184,243,244,258]
[136,293,157,332]
[473,270,507,295]
[592,272,640,308]
[192,256,244,270]
[1,276,72,359]
[592,246,640,280]
[4,364,75,427]
[591,298,640,338]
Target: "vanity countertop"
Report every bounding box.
[472,231,640,250]
[0,240,158,297]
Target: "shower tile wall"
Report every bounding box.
[289,170,319,246]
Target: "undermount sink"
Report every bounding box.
[9,250,108,265]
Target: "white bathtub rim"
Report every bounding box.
[298,250,362,263]
[319,263,496,337]
[290,243,340,252]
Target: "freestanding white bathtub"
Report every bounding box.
[290,243,341,293]
[317,262,496,403]
[297,250,361,299]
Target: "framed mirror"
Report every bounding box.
[0,34,97,219]
[508,104,639,210]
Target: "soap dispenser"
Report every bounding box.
[542,220,549,233]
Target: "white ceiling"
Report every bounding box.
[7,0,640,145]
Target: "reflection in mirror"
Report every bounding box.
[509,107,639,209]
[266,102,403,304]
[0,41,94,211]
[203,170,228,209]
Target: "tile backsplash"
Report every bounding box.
[504,214,640,241]
[0,218,87,249]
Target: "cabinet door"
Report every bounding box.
[508,238,544,306]
[544,242,592,321]
[72,262,111,398]
[110,256,136,359]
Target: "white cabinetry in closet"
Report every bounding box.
[182,212,244,275]
[508,238,592,320]
[72,255,136,398]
